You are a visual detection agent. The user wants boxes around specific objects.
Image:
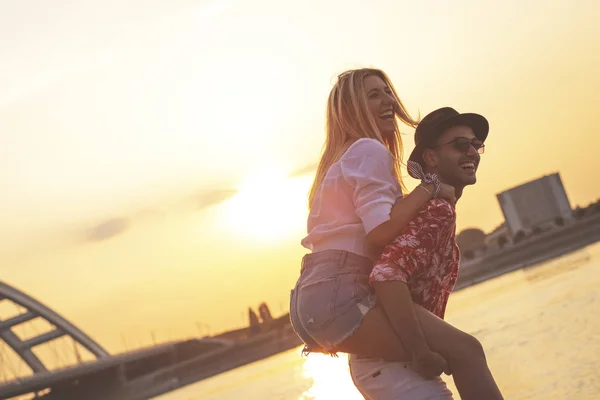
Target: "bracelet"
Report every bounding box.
[418,184,432,197]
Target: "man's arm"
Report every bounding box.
[373,280,430,356]
[369,200,455,377]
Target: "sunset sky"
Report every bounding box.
[1,0,599,357]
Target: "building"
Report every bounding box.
[496,173,571,236]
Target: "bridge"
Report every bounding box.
[0,282,234,400]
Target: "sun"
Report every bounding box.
[218,167,311,243]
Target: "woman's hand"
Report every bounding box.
[436,183,457,207]
[419,182,456,207]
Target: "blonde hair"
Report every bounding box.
[308,68,419,208]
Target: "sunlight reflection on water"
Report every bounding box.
[298,353,363,400]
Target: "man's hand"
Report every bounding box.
[412,347,451,379]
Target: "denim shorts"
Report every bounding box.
[289,249,377,352]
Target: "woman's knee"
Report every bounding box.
[448,332,487,365]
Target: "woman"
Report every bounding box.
[289,68,502,399]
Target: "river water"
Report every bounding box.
[156,242,600,399]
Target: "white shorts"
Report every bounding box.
[349,355,454,400]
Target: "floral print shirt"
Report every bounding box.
[369,199,460,319]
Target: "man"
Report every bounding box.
[349,107,493,399]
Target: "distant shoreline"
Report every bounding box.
[129,327,303,399]
[454,212,600,291]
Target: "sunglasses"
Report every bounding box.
[432,137,485,154]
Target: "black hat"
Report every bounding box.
[408,107,489,178]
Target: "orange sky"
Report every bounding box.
[1,0,599,358]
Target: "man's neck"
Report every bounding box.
[455,186,464,201]
[425,168,464,202]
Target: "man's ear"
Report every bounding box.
[422,148,437,169]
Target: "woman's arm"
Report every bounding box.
[366,184,434,248]
[340,139,455,248]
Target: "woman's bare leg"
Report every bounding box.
[337,304,503,400]
[413,304,503,400]
[336,304,411,361]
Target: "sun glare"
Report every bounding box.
[219,167,311,243]
[299,353,364,399]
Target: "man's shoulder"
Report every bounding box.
[419,199,456,221]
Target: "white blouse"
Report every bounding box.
[301,138,402,261]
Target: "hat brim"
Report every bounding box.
[408,113,489,178]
